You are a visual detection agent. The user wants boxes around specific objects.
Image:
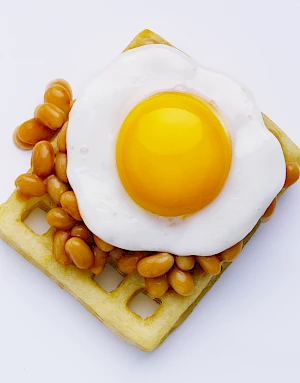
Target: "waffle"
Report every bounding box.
[1,30,300,352]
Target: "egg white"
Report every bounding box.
[67,44,285,256]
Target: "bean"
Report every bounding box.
[175,255,195,271]
[109,248,124,262]
[196,255,221,275]
[284,162,300,189]
[15,173,46,197]
[117,252,145,274]
[65,237,94,269]
[46,79,73,100]
[261,197,277,223]
[53,230,72,266]
[91,246,108,275]
[16,118,54,145]
[168,267,194,296]
[34,103,67,130]
[57,122,68,152]
[219,240,243,262]
[46,207,76,230]
[71,224,92,241]
[44,84,71,115]
[55,152,68,183]
[145,275,169,298]
[31,141,55,178]
[13,128,34,150]
[137,252,174,278]
[46,174,70,205]
[60,191,81,221]
[93,235,115,252]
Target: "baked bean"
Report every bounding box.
[65,237,94,269]
[53,230,72,266]
[71,224,92,241]
[13,128,34,150]
[117,252,145,274]
[15,189,31,201]
[93,235,115,252]
[219,240,243,262]
[34,103,67,131]
[145,275,169,298]
[196,255,221,275]
[137,252,174,278]
[55,152,68,183]
[109,247,124,262]
[46,174,70,205]
[46,207,76,230]
[175,255,195,271]
[16,118,54,145]
[91,246,108,275]
[57,122,68,152]
[31,141,55,178]
[46,79,73,100]
[15,173,46,197]
[168,267,194,296]
[60,191,81,221]
[261,197,277,223]
[284,162,300,189]
[44,84,71,115]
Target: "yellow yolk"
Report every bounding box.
[116,92,232,217]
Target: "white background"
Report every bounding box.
[0,0,300,382]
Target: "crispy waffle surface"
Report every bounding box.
[1,30,300,352]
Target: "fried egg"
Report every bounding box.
[67,44,285,256]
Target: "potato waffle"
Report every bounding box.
[1,30,300,351]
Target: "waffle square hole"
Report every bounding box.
[128,292,160,319]
[23,207,50,235]
[94,263,124,292]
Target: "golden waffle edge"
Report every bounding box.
[0,30,300,351]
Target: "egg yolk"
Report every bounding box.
[116,92,232,217]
